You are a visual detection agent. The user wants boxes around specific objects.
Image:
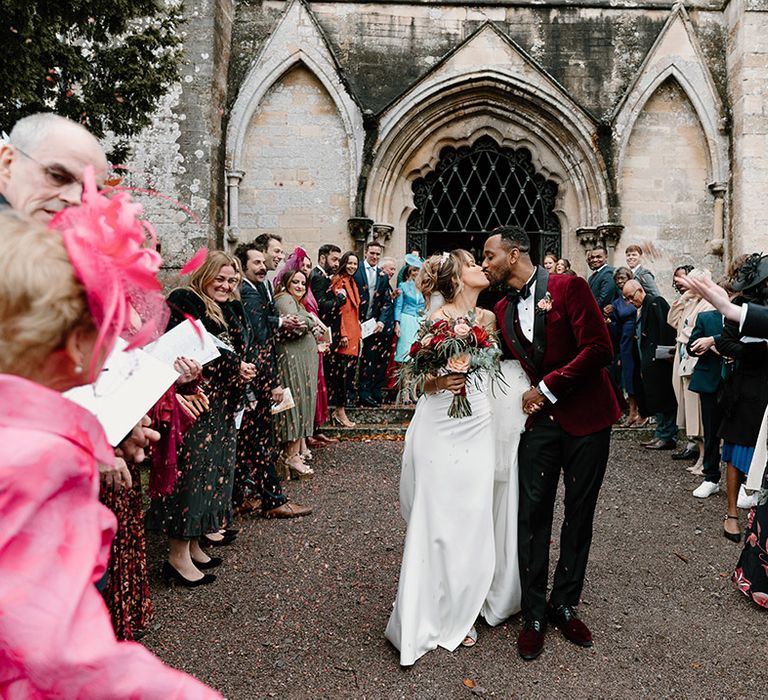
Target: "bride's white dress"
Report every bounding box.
[385,360,529,666]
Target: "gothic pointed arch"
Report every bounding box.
[225,0,364,207]
[364,22,609,268]
[612,3,727,185]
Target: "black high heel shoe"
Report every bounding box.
[723,514,742,543]
[162,561,216,587]
[200,532,236,547]
[191,556,223,570]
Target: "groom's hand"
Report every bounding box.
[522,386,545,414]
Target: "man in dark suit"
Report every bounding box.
[622,279,678,449]
[234,241,311,519]
[309,244,345,327]
[483,226,621,661]
[625,244,660,296]
[354,240,393,406]
[688,309,724,497]
[587,245,619,311]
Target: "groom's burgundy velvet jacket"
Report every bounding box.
[495,270,621,436]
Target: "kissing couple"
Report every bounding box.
[385,226,620,665]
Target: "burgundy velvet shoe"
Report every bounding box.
[547,604,593,647]
[517,620,546,660]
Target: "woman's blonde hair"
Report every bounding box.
[185,250,242,328]
[417,249,472,303]
[0,210,90,378]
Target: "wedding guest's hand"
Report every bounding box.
[603,304,613,316]
[340,336,349,349]
[119,415,160,464]
[282,314,304,333]
[375,321,384,333]
[522,386,545,414]
[690,336,716,355]
[271,386,284,405]
[394,321,400,337]
[239,361,256,382]
[177,390,209,419]
[674,274,740,321]
[99,456,133,491]
[174,356,202,384]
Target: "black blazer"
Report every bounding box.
[687,310,723,394]
[743,303,768,338]
[635,293,677,414]
[239,280,279,387]
[715,297,768,445]
[589,266,619,311]
[309,267,344,326]
[354,263,392,322]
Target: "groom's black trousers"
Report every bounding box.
[517,415,611,622]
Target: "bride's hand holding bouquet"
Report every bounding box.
[399,312,503,418]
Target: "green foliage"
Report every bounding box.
[0,1,184,164]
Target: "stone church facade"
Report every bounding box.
[131,0,768,293]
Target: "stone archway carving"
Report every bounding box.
[364,23,610,270]
[225,0,364,240]
[613,3,728,184]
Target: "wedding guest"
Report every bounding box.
[397,244,422,284]
[354,240,392,407]
[587,245,618,310]
[623,279,678,449]
[542,252,557,273]
[147,251,255,585]
[606,267,640,426]
[273,268,320,478]
[394,256,426,364]
[0,208,218,696]
[555,258,572,274]
[667,269,714,473]
[625,243,660,295]
[276,248,330,458]
[329,251,362,427]
[688,303,725,498]
[714,254,768,542]
[234,242,312,519]
[376,256,398,402]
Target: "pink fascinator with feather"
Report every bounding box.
[273,246,317,311]
[48,167,169,372]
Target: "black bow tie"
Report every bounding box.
[507,280,533,305]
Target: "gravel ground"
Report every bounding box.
[143,431,764,699]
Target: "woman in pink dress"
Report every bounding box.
[0,184,219,698]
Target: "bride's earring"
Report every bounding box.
[74,364,83,374]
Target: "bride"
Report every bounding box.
[385,249,529,666]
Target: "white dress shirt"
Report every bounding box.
[515,269,557,404]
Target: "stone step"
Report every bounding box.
[319,422,408,440]
[344,405,415,424]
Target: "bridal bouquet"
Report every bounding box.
[399,313,503,418]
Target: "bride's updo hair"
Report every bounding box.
[417,249,472,304]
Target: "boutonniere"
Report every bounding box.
[536,292,553,314]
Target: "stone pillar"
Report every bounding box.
[348,217,373,258]
[372,223,394,247]
[225,169,245,244]
[708,182,727,259]
[597,223,625,264]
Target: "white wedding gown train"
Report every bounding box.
[385,360,527,666]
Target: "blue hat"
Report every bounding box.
[404,253,424,268]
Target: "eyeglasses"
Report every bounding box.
[623,290,640,301]
[15,146,102,193]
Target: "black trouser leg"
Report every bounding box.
[549,426,611,607]
[235,394,286,510]
[370,332,393,402]
[358,336,377,401]
[699,391,722,483]
[518,419,564,622]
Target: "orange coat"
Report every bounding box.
[330,275,361,356]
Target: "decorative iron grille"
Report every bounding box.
[406,136,561,262]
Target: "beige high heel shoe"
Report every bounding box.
[285,454,314,480]
[331,411,356,428]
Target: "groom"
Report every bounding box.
[482,226,620,660]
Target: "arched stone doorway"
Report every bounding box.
[406,135,561,263]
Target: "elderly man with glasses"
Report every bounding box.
[622,279,679,450]
[0,113,109,221]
